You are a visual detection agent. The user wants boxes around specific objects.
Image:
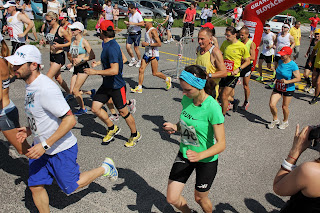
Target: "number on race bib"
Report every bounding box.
[27,116,37,132]
[180,119,200,147]
[224,59,234,73]
[275,79,287,92]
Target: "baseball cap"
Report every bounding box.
[282,24,290,29]
[68,22,84,31]
[3,1,16,8]
[5,45,42,65]
[201,22,214,29]
[277,46,292,56]
[100,20,114,31]
[59,12,68,20]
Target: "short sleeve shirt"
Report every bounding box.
[166,7,174,23]
[47,1,61,15]
[128,12,143,33]
[25,74,77,155]
[184,8,196,23]
[309,17,320,28]
[179,95,224,163]
[101,39,126,89]
[77,0,89,18]
[275,60,299,91]
[313,41,320,68]
[289,27,301,46]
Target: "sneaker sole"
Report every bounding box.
[124,134,142,148]
[102,128,121,143]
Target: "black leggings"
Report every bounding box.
[182,22,194,37]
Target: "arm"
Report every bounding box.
[210,47,227,78]
[233,57,250,75]
[182,13,186,22]
[162,15,169,25]
[249,42,256,61]
[192,13,196,23]
[128,20,144,26]
[121,49,127,64]
[84,62,119,76]
[289,35,295,49]
[73,40,95,65]
[142,29,161,47]
[187,123,226,162]
[18,13,34,37]
[283,70,301,84]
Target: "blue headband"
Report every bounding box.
[179,70,206,89]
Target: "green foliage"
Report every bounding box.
[280,9,316,24]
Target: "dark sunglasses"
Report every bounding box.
[46,19,53,23]
[71,28,79,31]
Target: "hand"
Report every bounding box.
[3,25,7,31]
[186,150,201,162]
[124,21,129,25]
[232,69,239,76]
[163,122,177,134]
[309,61,312,67]
[305,54,308,58]
[289,124,312,158]
[66,63,73,69]
[280,79,288,84]
[52,42,60,49]
[141,41,148,47]
[26,143,46,159]
[16,127,29,143]
[84,68,97,75]
[18,33,25,38]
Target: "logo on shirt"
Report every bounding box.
[182,111,197,120]
[25,92,35,108]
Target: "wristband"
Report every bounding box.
[41,141,51,151]
[176,122,181,132]
[281,159,296,172]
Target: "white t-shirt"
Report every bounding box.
[275,33,290,56]
[25,74,77,155]
[201,8,209,20]
[47,1,61,15]
[261,32,274,56]
[128,11,143,33]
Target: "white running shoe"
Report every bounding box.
[267,119,280,129]
[164,40,169,44]
[309,88,315,94]
[128,59,137,67]
[278,121,289,130]
[136,60,141,68]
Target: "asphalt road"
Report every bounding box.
[1,30,320,213]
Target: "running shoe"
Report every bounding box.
[240,101,250,111]
[103,125,121,143]
[166,77,172,90]
[272,71,276,79]
[136,60,141,68]
[278,121,289,130]
[169,38,174,42]
[269,83,275,89]
[109,114,120,121]
[304,85,311,93]
[164,40,169,44]
[102,157,118,182]
[309,97,318,105]
[309,88,315,95]
[74,108,88,115]
[127,99,137,114]
[65,94,74,101]
[131,86,142,93]
[232,99,240,112]
[256,76,264,81]
[267,119,280,129]
[61,65,67,71]
[69,66,74,73]
[128,59,137,67]
[227,102,233,111]
[124,132,141,147]
[90,89,96,99]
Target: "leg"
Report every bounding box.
[167,29,172,40]
[118,106,136,134]
[311,69,318,90]
[167,180,191,213]
[282,96,292,122]
[24,23,29,42]
[29,185,50,213]
[221,87,233,115]
[91,101,114,128]
[3,128,30,155]
[73,73,89,109]
[243,75,250,102]
[269,92,282,121]
[194,190,212,213]
[134,45,141,61]
[182,22,187,37]
[77,167,105,189]
[55,71,71,94]
[315,72,320,97]
[257,59,263,77]
[150,59,166,80]
[126,43,134,58]
[32,24,38,40]
[106,98,117,115]
[69,74,77,96]
[138,59,148,86]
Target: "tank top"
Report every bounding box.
[145,27,159,57]
[24,5,34,20]
[7,11,25,43]
[276,33,290,56]
[280,191,320,213]
[46,26,64,45]
[70,38,86,57]
[243,39,253,63]
[262,32,275,56]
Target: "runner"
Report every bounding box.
[22,0,38,43]
[45,11,72,100]
[59,12,71,72]
[3,1,34,54]
[163,65,226,213]
[309,14,320,38]
[84,20,141,147]
[131,18,171,94]
[257,24,276,82]
[289,21,301,61]
[238,26,256,110]
[196,27,227,99]
[268,47,300,130]
[7,45,118,212]
[309,31,320,105]
[200,22,219,48]
[124,4,144,68]
[162,4,174,44]
[219,26,250,116]
[304,29,320,94]
[67,22,95,115]
[182,2,196,38]
[0,34,30,155]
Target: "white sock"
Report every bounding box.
[131,57,135,61]
[101,163,111,175]
[138,85,142,89]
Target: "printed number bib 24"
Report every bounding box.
[180,119,200,147]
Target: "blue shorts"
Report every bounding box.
[311,26,316,31]
[127,33,141,46]
[28,144,80,194]
[143,54,159,63]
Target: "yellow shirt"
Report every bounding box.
[314,41,320,68]
[220,40,250,77]
[289,27,301,46]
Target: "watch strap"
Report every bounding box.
[41,141,51,150]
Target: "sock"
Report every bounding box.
[108,125,114,130]
[131,132,137,137]
[138,85,142,90]
[127,100,132,105]
[306,77,311,85]
[101,163,111,175]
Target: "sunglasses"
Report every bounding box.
[46,19,54,23]
[71,28,79,31]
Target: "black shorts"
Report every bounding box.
[11,41,25,55]
[50,52,65,65]
[169,152,218,192]
[93,85,127,110]
[259,53,273,64]
[240,63,253,77]
[305,57,315,70]
[273,89,294,97]
[166,22,173,31]
[315,68,320,73]
[274,55,281,63]
[73,62,89,75]
[219,76,239,88]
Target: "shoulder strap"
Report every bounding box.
[209,44,215,54]
[79,38,84,46]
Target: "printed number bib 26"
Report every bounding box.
[275,79,287,92]
[224,59,234,73]
[180,120,200,147]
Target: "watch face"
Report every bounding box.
[44,145,49,150]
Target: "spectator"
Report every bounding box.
[200,4,209,26]
[182,2,196,38]
[309,14,320,38]
[95,10,105,36]
[212,1,219,18]
[23,0,38,42]
[162,4,174,43]
[273,124,320,212]
[289,21,301,61]
[0,0,4,32]
[207,5,213,23]
[231,6,238,27]
[112,3,119,29]
[237,4,243,21]
[67,2,77,24]
[77,0,90,30]
[47,0,62,15]
[104,0,113,21]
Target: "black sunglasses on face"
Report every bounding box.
[46,19,53,23]
[71,28,78,31]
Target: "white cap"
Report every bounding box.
[3,1,16,8]
[5,45,42,65]
[283,24,290,29]
[68,22,84,32]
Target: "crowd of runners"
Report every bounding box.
[1,0,320,212]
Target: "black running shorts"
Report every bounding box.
[93,85,127,110]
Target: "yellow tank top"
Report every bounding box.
[196,45,216,74]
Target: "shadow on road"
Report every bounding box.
[237,108,269,126]
[113,168,175,213]
[293,91,313,102]
[244,193,285,213]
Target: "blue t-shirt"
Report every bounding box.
[276,60,299,91]
[101,39,126,89]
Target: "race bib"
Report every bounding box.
[275,79,287,92]
[180,119,200,147]
[69,46,79,57]
[25,110,38,137]
[8,27,13,38]
[224,59,234,73]
[46,33,55,45]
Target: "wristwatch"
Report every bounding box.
[41,141,51,151]
[148,43,151,47]
[239,67,242,73]
[208,73,212,78]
